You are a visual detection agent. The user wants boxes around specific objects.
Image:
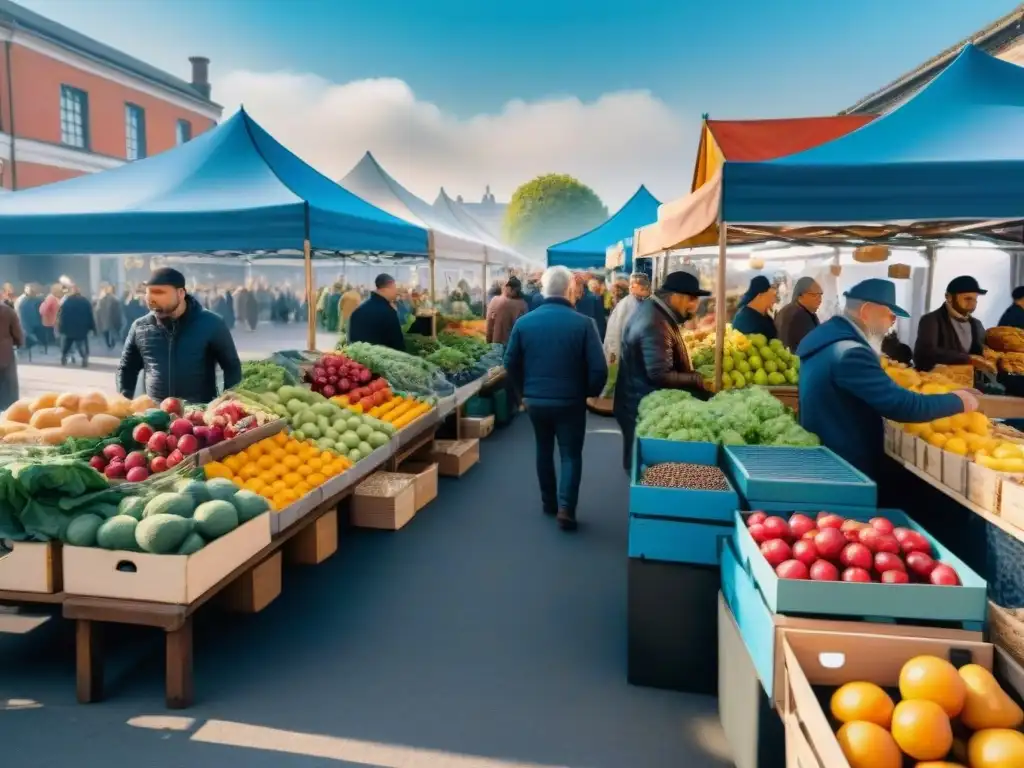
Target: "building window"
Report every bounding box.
[60,85,89,149]
[125,104,146,160]
[176,119,192,145]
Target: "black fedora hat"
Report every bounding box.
[661,271,711,297]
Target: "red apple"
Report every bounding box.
[817,514,844,530]
[870,517,895,534]
[905,551,937,579]
[809,560,840,581]
[841,519,867,532]
[929,564,960,586]
[873,552,906,574]
[166,434,178,452]
[166,449,184,468]
[776,560,809,580]
[176,434,199,455]
[160,397,183,416]
[147,431,168,454]
[900,531,932,556]
[874,535,901,555]
[747,511,768,527]
[103,461,125,479]
[791,539,818,567]
[840,543,873,570]
[132,423,154,445]
[748,523,769,544]
[169,418,194,438]
[102,444,126,462]
[814,527,846,560]
[762,516,790,541]
[858,528,884,551]
[881,570,910,584]
[841,567,872,583]
[125,466,149,483]
[788,513,816,539]
[843,527,864,543]
[892,527,912,543]
[802,528,819,541]
[760,539,792,568]
[124,451,147,471]
[149,455,168,474]
[88,455,106,472]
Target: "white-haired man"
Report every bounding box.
[504,265,608,531]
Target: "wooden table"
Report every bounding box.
[65,489,351,709]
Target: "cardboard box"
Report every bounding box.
[397,461,439,511]
[460,415,495,439]
[351,472,417,530]
[426,439,480,477]
[779,629,993,768]
[0,541,60,593]
[220,551,281,613]
[62,513,273,605]
[285,508,338,565]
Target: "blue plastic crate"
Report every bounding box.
[723,445,877,508]
[628,515,732,566]
[742,499,876,517]
[732,508,987,626]
[630,438,738,523]
[719,536,778,698]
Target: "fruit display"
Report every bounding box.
[340,342,455,396]
[62,476,270,554]
[986,326,1024,354]
[746,511,963,585]
[685,326,800,389]
[882,357,965,393]
[0,391,155,445]
[636,387,819,446]
[639,462,730,491]
[900,410,1024,473]
[203,430,353,511]
[437,317,486,339]
[829,654,1024,767]
[371,395,433,430]
[330,378,394,413]
[302,351,378,399]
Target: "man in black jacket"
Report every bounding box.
[117,268,242,403]
[614,271,709,474]
[998,286,1024,330]
[348,274,405,351]
[775,276,821,351]
[58,286,96,368]
[914,276,990,372]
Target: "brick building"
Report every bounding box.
[0,0,222,290]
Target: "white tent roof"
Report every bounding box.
[433,188,535,269]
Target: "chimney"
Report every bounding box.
[189,56,211,100]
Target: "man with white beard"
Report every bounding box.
[795,278,978,479]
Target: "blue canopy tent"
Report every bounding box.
[547,185,660,271]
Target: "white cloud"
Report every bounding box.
[217,70,694,209]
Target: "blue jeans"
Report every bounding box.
[527,403,587,515]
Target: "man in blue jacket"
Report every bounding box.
[504,266,608,531]
[797,278,977,478]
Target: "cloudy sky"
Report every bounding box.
[18,0,1020,209]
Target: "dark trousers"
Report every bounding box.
[616,412,635,477]
[104,330,118,348]
[61,336,89,364]
[527,403,587,515]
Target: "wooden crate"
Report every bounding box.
[284,509,338,565]
[0,541,60,593]
[220,552,282,613]
[351,473,417,530]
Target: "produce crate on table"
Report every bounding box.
[0,541,60,593]
[723,445,877,514]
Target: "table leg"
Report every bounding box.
[75,619,103,703]
[165,618,194,709]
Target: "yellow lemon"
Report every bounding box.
[926,432,948,449]
[931,417,953,433]
[203,461,232,480]
[944,437,968,456]
[968,411,991,436]
[950,412,970,431]
[307,472,326,486]
[224,455,243,472]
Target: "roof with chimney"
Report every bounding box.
[842,4,1024,115]
[0,0,220,107]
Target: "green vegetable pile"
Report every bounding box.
[340,342,454,396]
[425,347,472,374]
[238,360,296,393]
[404,334,440,357]
[436,331,491,361]
[637,387,820,447]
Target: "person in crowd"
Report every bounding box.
[117,268,241,403]
[914,276,990,373]
[775,276,822,351]
[14,284,44,354]
[122,288,147,339]
[1,283,14,308]
[998,286,1024,330]
[797,279,978,478]
[504,266,606,531]
[732,275,779,340]
[574,273,607,340]
[882,330,914,366]
[348,274,405,351]
[486,276,529,346]
[604,273,651,367]
[234,284,257,332]
[40,284,61,349]
[340,284,362,333]
[614,271,709,474]
[96,284,124,349]
[0,296,24,410]
[212,289,230,324]
[611,280,630,307]
[57,285,95,368]
[589,276,612,315]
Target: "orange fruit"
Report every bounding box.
[270,479,287,493]
[258,470,276,485]
[307,458,323,471]
[319,451,334,463]
[283,472,302,486]
[891,700,953,761]
[273,431,288,446]
[223,455,243,473]
[246,444,264,460]
[968,729,1024,768]
[900,656,965,717]
[296,465,312,477]
[830,682,895,728]
[271,448,287,461]
[238,463,259,480]
[835,721,901,768]
[307,473,326,486]
[257,454,275,471]
[283,455,301,470]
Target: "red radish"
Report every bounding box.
[840,543,873,570]
[900,531,932,556]
[177,434,199,455]
[358,368,372,383]
[102,444,127,462]
[802,528,819,541]
[776,560,809,580]
[788,513,816,539]
[166,434,178,452]
[147,431,168,453]
[874,535,901,555]
[160,397,183,416]
[338,378,352,392]
[125,466,149,483]
[747,511,767,527]
[187,410,207,426]
[810,560,840,581]
[132,423,154,445]
[748,523,769,544]
[192,426,210,445]
[124,451,147,471]
[817,514,844,530]
[929,564,960,586]
[88,456,107,472]
[149,455,168,474]
[841,567,872,583]
[166,449,184,468]
[881,570,910,584]
[762,516,790,540]
[760,539,791,568]
[814,527,846,560]
[791,539,818,566]
[169,418,194,438]
[873,552,906,574]
[870,517,895,534]
[905,551,936,579]
[206,426,224,445]
[322,384,337,398]
[104,461,125,479]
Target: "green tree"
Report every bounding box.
[502,173,608,251]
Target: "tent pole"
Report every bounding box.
[924,243,937,313]
[304,239,315,351]
[428,231,437,339]
[714,222,727,392]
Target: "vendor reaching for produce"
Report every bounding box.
[914,276,990,373]
[614,271,709,474]
[117,268,241,404]
[347,274,405,352]
[797,279,977,478]
[731,276,778,341]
